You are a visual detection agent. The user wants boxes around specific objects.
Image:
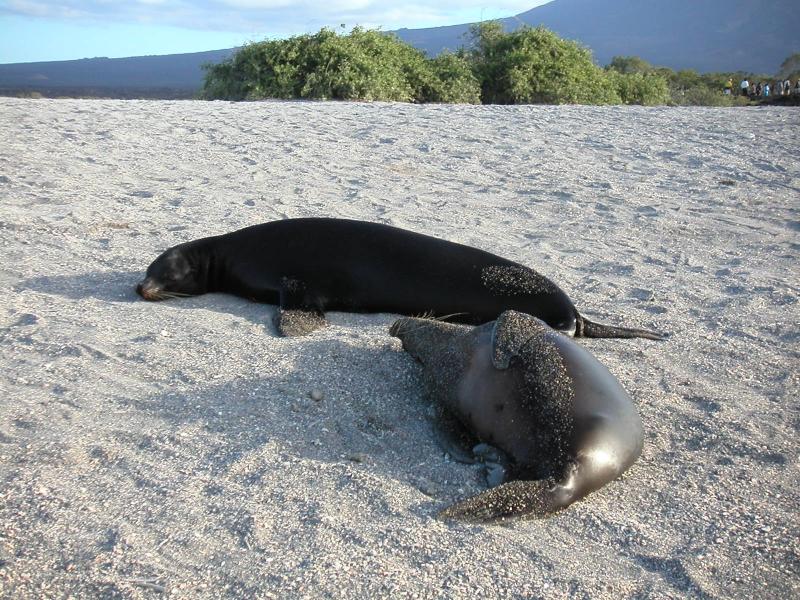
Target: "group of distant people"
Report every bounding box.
[727,77,800,99]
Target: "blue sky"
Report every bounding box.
[0,1,551,64]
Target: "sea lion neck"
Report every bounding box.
[184,235,227,294]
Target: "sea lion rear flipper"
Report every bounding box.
[274,277,328,336]
[438,478,568,523]
[576,315,667,341]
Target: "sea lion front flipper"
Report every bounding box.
[431,408,511,484]
[576,314,668,341]
[274,277,328,337]
[471,443,512,487]
[429,405,481,464]
[431,409,511,485]
[438,478,567,523]
[490,310,550,369]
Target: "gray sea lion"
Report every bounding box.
[136,218,666,339]
[390,310,644,523]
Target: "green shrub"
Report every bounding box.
[607,56,654,75]
[203,27,455,103]
[468,22,622,105]
[607,71,670,105]
[607,56,766,106]
[424,52,482,103]
[207,23,774,106]
[671,86,749,107]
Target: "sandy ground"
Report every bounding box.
[0,98,798,599]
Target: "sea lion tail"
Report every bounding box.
[576,314,667,341]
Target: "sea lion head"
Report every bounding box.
[136,245,205,301]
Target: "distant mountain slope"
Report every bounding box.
[1,0,797,97]
[0,48,235,94]
[396,0,800,74]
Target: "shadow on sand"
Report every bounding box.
[16,270,276,327]
[110,335,446,521]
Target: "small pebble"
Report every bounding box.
[309,389,324,401]
[417,481,441,497]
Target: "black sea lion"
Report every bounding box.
[136,217,665,339]
[390,310,644,522]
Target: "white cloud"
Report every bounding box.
[5,0,88,19]
[0,1,545,35]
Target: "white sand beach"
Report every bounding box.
[0,98,798,598]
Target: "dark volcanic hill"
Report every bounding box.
[396,0,799,74]
[0,48,235,97]
[1,0,798,97]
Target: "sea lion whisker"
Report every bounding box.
[432,312,469,322]
[409,311,467,322]
[411,310,434,320]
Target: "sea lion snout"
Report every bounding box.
[390,316,467,364]
[389,317,431,359]
[136,278,163,301]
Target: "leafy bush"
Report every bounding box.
[468,22,621,105]
[606,71,670,105]
[424,52,482,104]
[204,23,783,107]
[203,23,631,105]
[608,56,761,106]
[203,28,440,102]
[607,55,654,75]
[671,86,749,107]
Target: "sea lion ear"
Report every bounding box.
[491,310,546,370]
